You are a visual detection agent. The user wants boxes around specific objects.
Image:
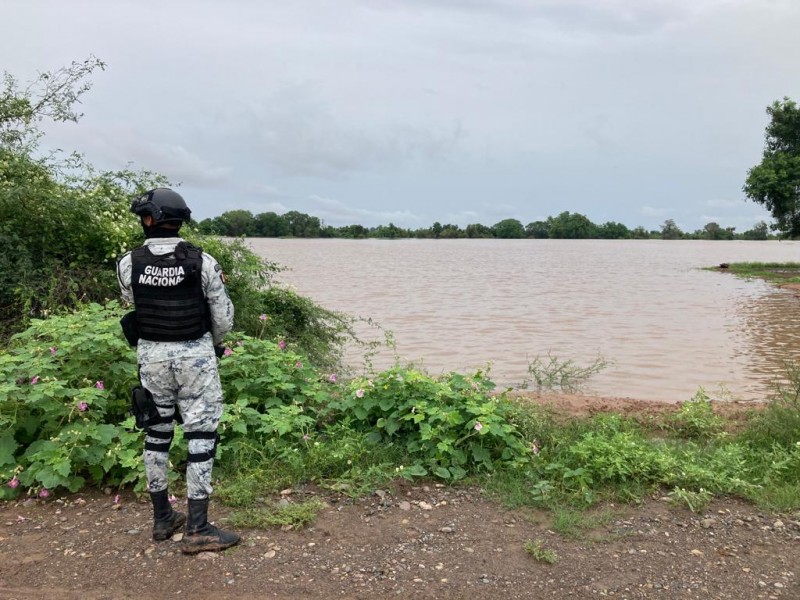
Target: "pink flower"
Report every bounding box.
[355,388,364,398]
[168,494,177,505]
[30,376,40,385]
[328,373,337,383]
[474,421,483,432]
[7,476,19,489]
[49,347,57,356]
[77,402,88,412]
[39,488,50,499]
[259,314,268,322]
[294,361,303,369]
[302,434,310,441]
[223,347,233,357]
[95,380,104,390]
[278,340,287,350]
[113,494,121,505]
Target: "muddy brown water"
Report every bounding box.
[245,238,800,402]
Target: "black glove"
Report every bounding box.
[214,345,226,359]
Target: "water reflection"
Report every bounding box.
[738,287,800,396]
[246,238,800,402]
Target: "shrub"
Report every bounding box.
[330,367,531,480]
[0,302,141,497]
[669,388,725,439]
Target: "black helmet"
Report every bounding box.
[130,188,192,223]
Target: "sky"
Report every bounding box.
[3,0,799,232]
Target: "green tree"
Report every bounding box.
[215,209,255,236]
[254,211,289,237]
[492,218,525,239]
[372,222,405,238]
[197,217,223,235]
[743,98,800,238]
[548,212,598,239]
[335,224,369,238]
[439,224,463,238]
[740,221,769,240]
[702,222,735,240]
[703,222,724,240]
[465,223,493,238]
[283,211,321,237]
[525,220,550,239]
[597,221,630,240]
[660,219,683,240]
[630,226,650,239]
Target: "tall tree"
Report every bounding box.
[216,209,256,236]
[492,218,525,239]
[254,211,289,237]
[548,211,598,239]
[282,211,321,237]
[525,220,550,239]
[660,219,683,240]
[743,97,800,238]
[597,221,630,240]
[465,223,493,238]
[740,221,769,240]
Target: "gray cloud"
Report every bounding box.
[1,0,795,229]
[305,194,421,226]
[45,122,233,187]
[220,85,465,178]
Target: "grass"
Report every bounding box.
[667,486,713,513]
[227,498,327,530]
[551,506,620,540]
[523,539,559,564]
[713,261,800,285]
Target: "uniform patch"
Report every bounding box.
[214,263,227,284]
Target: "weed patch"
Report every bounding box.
[227,498,327,530]
[523,539,558,564]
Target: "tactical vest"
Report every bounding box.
[130,242,210,342]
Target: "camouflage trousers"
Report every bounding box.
[139,355,223,500]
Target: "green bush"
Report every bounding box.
[743,366,800,448]
[0,303,141,497]
[330,367,531,481]
[669,388,725,439]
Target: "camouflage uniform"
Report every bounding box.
[117,237,234,499]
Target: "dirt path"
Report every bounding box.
[1,395,796,600]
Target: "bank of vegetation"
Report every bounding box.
[715,262,800,287]
[1,61,798,523]
[197,210,773,241]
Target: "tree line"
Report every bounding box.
[197,210,772,241]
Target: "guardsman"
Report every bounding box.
[117,188,239,554]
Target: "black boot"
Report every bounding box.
[150,489,186,542]
[181,497,240,554]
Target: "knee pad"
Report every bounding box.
[184,431,220,463]
[144,429,174,453]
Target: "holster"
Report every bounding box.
[130,385,161,430]
[120,311,139,347]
